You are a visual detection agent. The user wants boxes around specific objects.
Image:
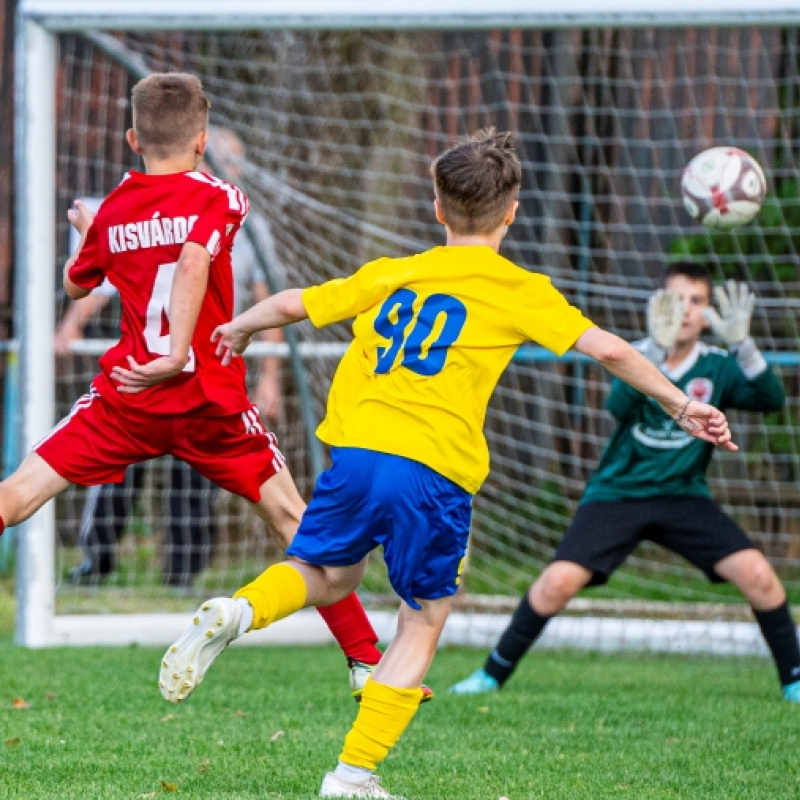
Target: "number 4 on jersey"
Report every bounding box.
[143,261,196,372]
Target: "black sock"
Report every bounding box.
[753,601,800,687]
[483,592,551,686]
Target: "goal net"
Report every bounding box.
[14,2,800,653]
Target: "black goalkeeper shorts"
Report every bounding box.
[552,496,757,587]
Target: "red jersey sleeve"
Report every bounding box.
[68,220,106,290]
[185,176,248,260]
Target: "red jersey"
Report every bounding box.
[69,170,252,415]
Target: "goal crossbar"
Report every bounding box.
[19,0,800,31]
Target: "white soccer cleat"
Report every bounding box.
[158,597,241,703]
[348,658,434,704]
[348,658,374,699]
[319,771,405,799]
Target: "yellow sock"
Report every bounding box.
[339,680,424,771]
[233,563,308,630]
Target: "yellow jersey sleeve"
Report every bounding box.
[515,274,594,355]
[302,257,396,329]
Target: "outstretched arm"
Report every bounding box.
[63,200,97,300]
[703,280,785,412]
[212,288,307,366]
[54,292,113,355]
[574,327,737,451]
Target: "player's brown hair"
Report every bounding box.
[131,73,210,158]
[430,128,521,235]
[663,261,713,297]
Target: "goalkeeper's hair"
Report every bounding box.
[131,72,211,160]
[663,261,712,295]
[431,128,521,235]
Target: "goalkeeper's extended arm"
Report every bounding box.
[703,280,766,378]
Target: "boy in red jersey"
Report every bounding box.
[0,72,381,687]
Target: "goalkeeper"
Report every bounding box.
[450,261,800,703]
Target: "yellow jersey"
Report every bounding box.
[302,245,594,494]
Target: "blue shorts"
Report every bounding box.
[286,447,473,609]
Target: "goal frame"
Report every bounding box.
[15,0,800,648]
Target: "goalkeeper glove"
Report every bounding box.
[703,280,754,347]
[703,281,766,378]
[641,289,684,363]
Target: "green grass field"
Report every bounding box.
[2,578,799,800]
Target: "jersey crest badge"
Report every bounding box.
[685,377,713,404]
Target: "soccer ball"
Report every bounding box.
[680,146,766,230]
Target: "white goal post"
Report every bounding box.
[14,0,800,651]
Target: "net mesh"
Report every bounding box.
[51,27,800,632]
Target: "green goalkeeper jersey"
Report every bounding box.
[580,340,785,504]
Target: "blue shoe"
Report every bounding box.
[448,668,500,695]
[783,680,800,703]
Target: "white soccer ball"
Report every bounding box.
[681,146,766,230]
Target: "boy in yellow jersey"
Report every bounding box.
[156,130,735,799]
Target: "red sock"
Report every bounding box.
[316,592,382,665]
[0,513,5,537]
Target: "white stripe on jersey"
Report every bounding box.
[241,406,265,436]
[266,431,286,471]
[186,171,249,215]
[206,229,221,255]
[35,386,100,450]
[239,405,285,472]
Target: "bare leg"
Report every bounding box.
[372,598,451,688]
[248,466,305,549]
[530,560,592,615]
[323,596,452,795]
[0,452,70,527]
[287,561,366,607]
[714,549,785,610]
[250,469,382,666]
[716,549,800,693]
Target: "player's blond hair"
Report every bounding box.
[131,73,210,159]
[431,128,521,235]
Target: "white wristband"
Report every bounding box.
[636,337,667,366]
[733,337,767,379]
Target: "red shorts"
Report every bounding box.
[35,387,285,503]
